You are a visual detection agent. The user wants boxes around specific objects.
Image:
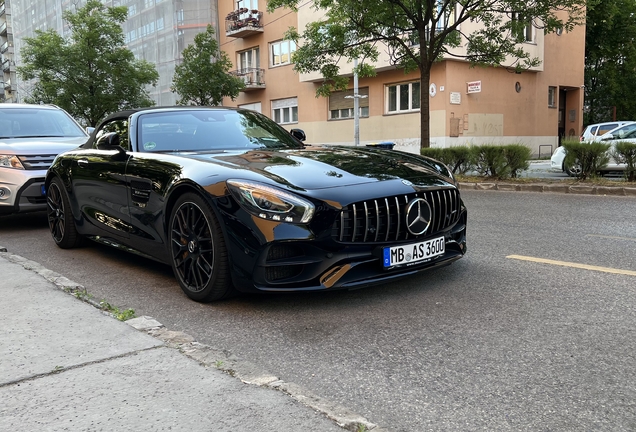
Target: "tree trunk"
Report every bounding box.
[420,65,432,149]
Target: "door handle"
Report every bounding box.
[77,159,89,168]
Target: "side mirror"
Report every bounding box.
[86,127,95,135]
[96,132,124,152]
[289,128,306,142]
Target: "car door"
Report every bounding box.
[123,151,184,263]
[71,119,132,239]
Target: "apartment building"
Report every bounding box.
[0,0,17,102]
[220,2,585,154]
[6,0,217,105]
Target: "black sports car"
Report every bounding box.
[46,107,466,302]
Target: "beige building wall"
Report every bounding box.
[220,2,585,156]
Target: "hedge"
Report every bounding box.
[421,144,532,180]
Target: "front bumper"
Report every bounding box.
[0,168,48,215]
[227,208,468,293]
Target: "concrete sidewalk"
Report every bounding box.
[0,252,379,432]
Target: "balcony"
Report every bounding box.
[2,58,10,72]
[225,9,263,38]
[4,78,10,90]
[0,21,6,36]
[0,3,6,17]
[0,41,8,54]
[231,68,265,91]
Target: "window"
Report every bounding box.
[511,12,534,42]
[386,82,421,114]
[272,97,298,124]
[329,88,369,120]
[237,47,260,70]
[270,40,296,67]
[548,86,557,108]
[433,1,457,31]
[96,120,130,150]
[405,1,457,45]
[237,0,258,10]
[239,102,262,113]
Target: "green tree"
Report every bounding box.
[584,0,636,125]
[18,0,159,127]
[267,0,585,148]
[171,25,244,106]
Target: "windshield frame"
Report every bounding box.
[134,108,304,153]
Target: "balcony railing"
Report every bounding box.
[0,3,6,17]
[0,41,8,53]
[2,58,10,72]
[225,9,263,38]
[4,78,10,89]
[0,22,7,36]
[231,68,265,91]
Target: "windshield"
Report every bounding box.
[137,109,304,152]
[0,108,86,139]
[609,123,636,139]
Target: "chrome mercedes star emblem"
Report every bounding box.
[405,198,432,235]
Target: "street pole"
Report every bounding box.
[353,58,359,146]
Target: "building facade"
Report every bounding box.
[220,2,585,155]
[6,0,218,106]
[0,0,17,102]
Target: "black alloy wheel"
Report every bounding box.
[47,177,83,249]
[169,193,234,302]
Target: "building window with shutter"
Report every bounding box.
[328,88,369,120]
[272,97,298,124]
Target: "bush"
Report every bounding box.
[420,146,473,174]
[422,144,532,179]
[420,148,447,165]
[446,146,474,174]
[612,141,636,181]
[502,144,532,178]
[561,139,610,179]
[471,145,508,178]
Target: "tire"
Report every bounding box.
[169,193,235,302]
[564,162,582,177]
[47,177,84,249]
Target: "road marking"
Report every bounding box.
[506,255,636,276]
[586,234,636,242]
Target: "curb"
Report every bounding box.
[458,182,636,197]
[0,250,386,432]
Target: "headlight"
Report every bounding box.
[0,155,24,169]
[227,179,315,223]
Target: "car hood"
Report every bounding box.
[189,146,455,190]
[0,137,87,154]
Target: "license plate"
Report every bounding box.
[383,236,445,267]
[41,184,46,196]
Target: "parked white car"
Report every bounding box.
[552,121,636,176]
[580,121,635,142]
[597,122,636,142]
[0,104,88,215]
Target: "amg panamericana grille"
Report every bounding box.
[334,188,461,243]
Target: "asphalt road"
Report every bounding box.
[2,190,636,431]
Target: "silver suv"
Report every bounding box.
[0,104,88,215]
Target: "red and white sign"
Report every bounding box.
[467,81,482,94]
